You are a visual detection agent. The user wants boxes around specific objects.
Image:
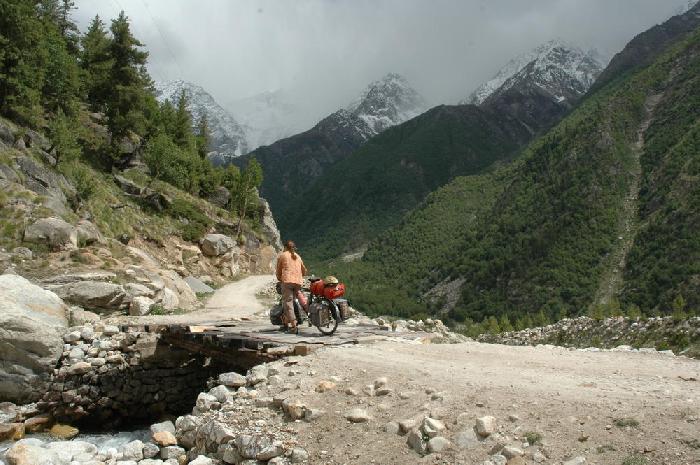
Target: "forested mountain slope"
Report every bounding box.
[449,31,700,323]
[331,23,699,326]
[281,44,603,262]
[285,104,533,262]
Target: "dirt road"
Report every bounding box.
[124,274,276,325]
[282,340,700,464]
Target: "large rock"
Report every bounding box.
[5,441,57,465]
[129,296,154,315]
[206,186,230,208]
[184,276,214,294]
[258,198,282,250]
[23,217,77,250]
[76,220,102,245]
[0,275,68,403]
[14,156,74,216]
[114,174,143,195]
[53,281,126,310]
[0,120,14,145]
[476,416,497,437]
[200,234,236,257]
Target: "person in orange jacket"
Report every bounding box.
[276,240,307,333]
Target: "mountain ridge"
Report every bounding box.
[231,72,427,221]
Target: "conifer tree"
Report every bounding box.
[196,112,210,159]
[80,15,112,111]
[48,108,80,165]
[0,0,47,125]
[38,0,79,53]
[173,89,194,150]
[41,25,80,115]
[106,11,150,156]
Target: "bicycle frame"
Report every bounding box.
[293,286,341,334]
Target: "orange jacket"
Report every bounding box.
[276,250,307,285]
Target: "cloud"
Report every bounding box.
[73,0,688,122]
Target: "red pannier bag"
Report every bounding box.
[310,279,325,296]
[323,282,345,299]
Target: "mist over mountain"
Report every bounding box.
[226,88,319,152]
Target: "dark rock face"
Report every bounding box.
[206,186,230,209]
[15,156,75,216]
[113,174,171,211]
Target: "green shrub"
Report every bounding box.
[524,431,543,445]
[167,198,212,242]
[621,455,648,465]
[613,417,640,428]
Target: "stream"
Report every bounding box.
[0,429,149,464]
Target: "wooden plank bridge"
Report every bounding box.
[119,319,435,364]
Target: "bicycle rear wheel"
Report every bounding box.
[315,299,339,336]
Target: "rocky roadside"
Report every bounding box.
[477,316,700,358]
[2,316,699,464]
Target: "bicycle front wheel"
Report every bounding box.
[316,299,339,336]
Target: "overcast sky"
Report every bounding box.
[73,0,691,116]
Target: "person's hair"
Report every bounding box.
[285,240,298,259]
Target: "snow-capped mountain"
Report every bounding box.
[346,72,427,136]
[228,73,426,152]
[154,80,248,158]
[465,40,604,106]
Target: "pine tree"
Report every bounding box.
[0,0,47,125]
[196,112,210,159]
[499,314,514,332]
[80,15,112,111]
[173,89,194,150]
[106,11,150,157]
[41,25,80,115]
[58,0,78,51]
[38,0,78,53]
[485,316,501,334]
[48,108,80,165]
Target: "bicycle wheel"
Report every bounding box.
[315,299,339,336]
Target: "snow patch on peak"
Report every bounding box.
[346,72,427,135]
[465,40,604,105]
[154,80,248,158]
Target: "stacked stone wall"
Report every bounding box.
[40,323,242,428]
